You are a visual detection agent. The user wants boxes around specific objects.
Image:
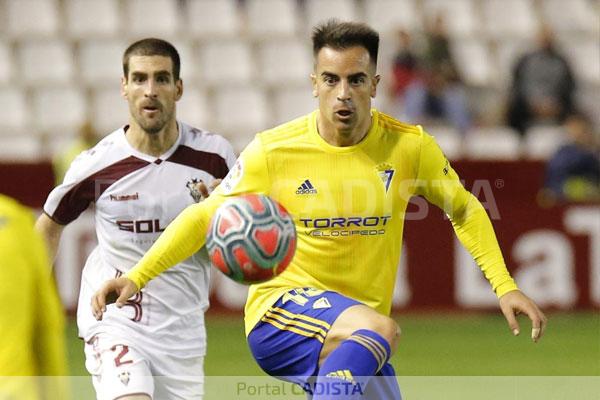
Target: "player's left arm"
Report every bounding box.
[414,130,547,342]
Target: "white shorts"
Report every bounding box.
[84,333,204,400]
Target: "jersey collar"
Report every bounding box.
[120,121,183,163]
[309,109,380,154]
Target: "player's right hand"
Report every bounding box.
[91,277,139,321]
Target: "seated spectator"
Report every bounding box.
[402,15,471,134]
[543,113,600,202]
[507,25,576,135]
[389,29,420,101]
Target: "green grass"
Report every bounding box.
[66,312,600,398]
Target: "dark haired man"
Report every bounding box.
[36,38,236,399]
[93,22,546,399]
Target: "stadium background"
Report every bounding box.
[0,0,598,399]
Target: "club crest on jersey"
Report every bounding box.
[375,163,395,194]
[118,371,130,386]
[186,178,203,202]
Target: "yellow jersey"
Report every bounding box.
[0,195,68,399]
[127,110,518,334]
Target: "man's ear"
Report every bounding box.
[175,79,183,101]
[310,73,318,97]
[371,74,381,98]
[120,76,128,99]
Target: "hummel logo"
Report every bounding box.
[296,179,317,195]
[109,193,139,201]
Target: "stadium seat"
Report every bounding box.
[305,0,360,30]
[46,134,80,158]
[557,36,600,85]
[186,0,240,38]
[0,41,14,86]
[125,0,180,37]
[575,86,600,129]
[429,125,463,160]
[199,41,254,85]
[0,135,41,161]
[524,125,566,160]
[540,0,599,35]
[365,0,419,33]
[257,39,312,86]
[170,40,195,82]
[65,0,121,38]
[177,87,211,129]
[5,0,59,38]
[481,0,539,39]
[451,38,496,87]
[464,127,522,160]
[246,0,299,38]
[90,88,129,134]
[32,87,87,132]
[493,38,535,86]
[0,88,28,131]
[18,40,75,85]
[421,0,480,38]
[214,87,268,148]
[272,84,317,126]
[79,40,126,87]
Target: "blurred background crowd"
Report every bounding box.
[0,0,598,201]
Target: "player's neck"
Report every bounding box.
[316,115,372,147]
[126,120,179,157]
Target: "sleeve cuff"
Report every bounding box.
[125,270,144,290]
[495,280,519,298]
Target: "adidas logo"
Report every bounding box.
[296,179,317,195]
[326,369,355,384]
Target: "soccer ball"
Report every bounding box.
[206,194,297,284]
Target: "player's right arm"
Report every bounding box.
[37,147,103,261]
[35,214,64,262]
[92,136,271,319]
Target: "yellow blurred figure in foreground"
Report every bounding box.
[0,195,69,400]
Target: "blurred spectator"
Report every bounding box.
[52,120,99,184]
[543,113,600,202]
[402,15,471,134]
[389,29,420,101]
[0,194,69,400]
[507,25,576,135]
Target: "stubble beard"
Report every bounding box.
[134,107,173,135]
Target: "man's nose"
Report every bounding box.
[336,81,351,101]
[144,80,158,98]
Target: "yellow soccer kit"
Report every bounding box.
[127,109,518,334]
[0,195,68,400]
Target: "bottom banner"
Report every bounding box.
[1,376,598,399]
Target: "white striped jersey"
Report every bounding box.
[43,121,236,356]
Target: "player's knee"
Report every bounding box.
[365,315,401,354]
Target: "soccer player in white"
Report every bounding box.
[35,38,236,400]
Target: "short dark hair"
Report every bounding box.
[312,19,379,67]
[123,38,181,81]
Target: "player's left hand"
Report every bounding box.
[91,277,139,321]
[499,290,548,343]
[196,179,222,201]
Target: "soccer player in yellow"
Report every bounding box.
[0,195,69,400]
[93,20,547,399]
